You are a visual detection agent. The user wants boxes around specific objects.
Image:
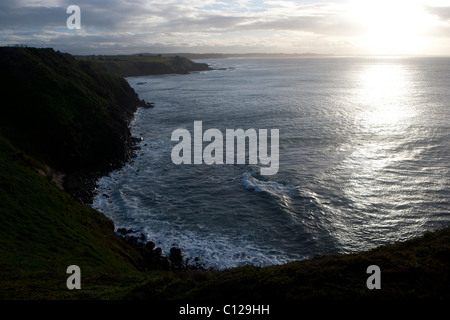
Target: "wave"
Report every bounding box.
[142,225,299,269]
[241,171,302,220]
[242,171,286,194]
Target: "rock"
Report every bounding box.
[145,241,155,251]
[160,257,172,270]
[123,235,138,247]
[169,247,185,270]
[117,232,198,271]
[117,227,135,235]
[141,100,155,108]
[154,247,162,256]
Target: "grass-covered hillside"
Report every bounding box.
[0,47,151,299]
[75,54,211,78]
[0,47,142,176]
[0,136,146,299]
[0,47,448,301]
[127,225,450,300]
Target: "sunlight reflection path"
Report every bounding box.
[331,62,426,251]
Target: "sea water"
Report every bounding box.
[92,57,450,269]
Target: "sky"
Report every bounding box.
[1,0,450,55]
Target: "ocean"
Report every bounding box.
[92,56,450,269]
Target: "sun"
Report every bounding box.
[349,0,431,54]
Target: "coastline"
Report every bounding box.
[70,107,208,271]
[0,47,208,274]
[0,47,448,300]
[65,52,450,273]
[64,77,211,272]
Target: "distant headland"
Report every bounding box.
[75,53,211,78]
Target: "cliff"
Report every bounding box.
[0,47,150,201]
[75,54,211,78]
[0,47,190,299]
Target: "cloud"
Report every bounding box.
[0,0,448,54]
[0,4,63,28]
[426,6,450,21]
[0,1,347,47]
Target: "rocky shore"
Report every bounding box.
[0,46,207,273]
[117,228,208,271]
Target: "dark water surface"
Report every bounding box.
[92,57,450,269]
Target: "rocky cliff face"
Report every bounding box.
[0,47,146,203]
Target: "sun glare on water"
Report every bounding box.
[357,63,415,127]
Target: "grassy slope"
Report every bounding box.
[0,137,147,299]
[0,47,150,299]
[125,226,450,300]
[75,54,210,78]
